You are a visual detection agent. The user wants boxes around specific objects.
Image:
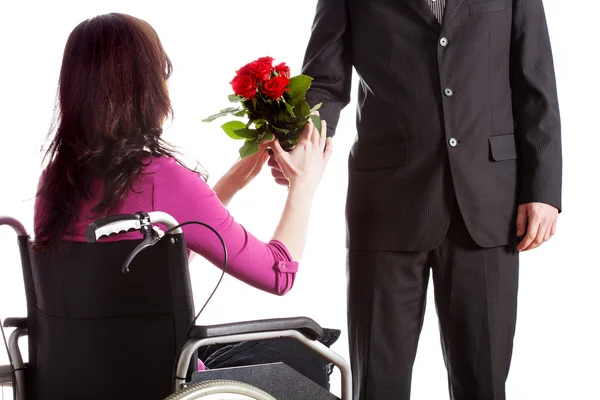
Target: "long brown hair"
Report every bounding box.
[35,13,191,251]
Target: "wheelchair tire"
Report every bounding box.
[165,379,277,400]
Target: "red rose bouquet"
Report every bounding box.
[203,56,322,157]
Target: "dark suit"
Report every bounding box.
[302,0,561,398]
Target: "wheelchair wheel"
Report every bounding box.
[165,379,276,400]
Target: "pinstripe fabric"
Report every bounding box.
[347,210,519,400]
[302,0,562,251]
[425,0,445,22]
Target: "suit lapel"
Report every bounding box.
[403,0,440,31]
[442,0,467,25]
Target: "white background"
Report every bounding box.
[0,1,598,399]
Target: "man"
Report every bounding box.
[269,0,561,398]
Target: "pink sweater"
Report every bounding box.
[33,155,299,296]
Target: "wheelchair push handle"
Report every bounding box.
[85,214,141,242]
[85,211,183,243]
[86,212,183,274]
[0,216,28,236]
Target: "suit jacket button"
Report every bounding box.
[449,138,458,147]
[440,37,448,47]
[444,88,453,97]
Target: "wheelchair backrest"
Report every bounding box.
[22,234,196,400]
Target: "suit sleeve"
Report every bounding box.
[302,0,353,138]
[510,0,562,211]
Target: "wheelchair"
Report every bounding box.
[0,212,352,399]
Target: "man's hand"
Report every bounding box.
[516,202,559,251]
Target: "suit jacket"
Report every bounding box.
[302,0,562,251]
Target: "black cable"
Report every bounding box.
[163,221,228,381]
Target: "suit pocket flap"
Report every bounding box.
[350,141,408,170]
[489,134,518,161]
[470,0,506,14]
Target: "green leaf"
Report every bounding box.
[301,100,311,116]
[233,128,260,139]
[288,75,313,104]
[278,111,293,123]
[264,132,274,141]
[273,126,290,134]
[251,120,267,131]
[310,115,322,135]
[311,102,323,113]
[284,102,296,118]
[228,94,241,103]
[234,110,247,117]
[294,99,311,118]
[221,120,246,140]
[203,107,242,122]
[239,140,259,158]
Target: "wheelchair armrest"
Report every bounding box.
[3,318,27,330]
[190,317,324,341]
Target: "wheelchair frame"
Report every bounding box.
[0,213,352,400]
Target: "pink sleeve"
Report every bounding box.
[153,158,298,296]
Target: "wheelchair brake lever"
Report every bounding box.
[121,213,163,274]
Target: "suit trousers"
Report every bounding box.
[347,208,519,400]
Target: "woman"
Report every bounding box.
[34,13,333,301]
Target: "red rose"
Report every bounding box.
[235,63,252,77]
[248,57,274,83]
[231,74,257,99]
[260,76,290,100]
[274,62,291,78]
[255,56,274,64]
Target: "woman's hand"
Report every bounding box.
[270,120,333,194]
[213,141,271,206]
[270,120,333,260]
